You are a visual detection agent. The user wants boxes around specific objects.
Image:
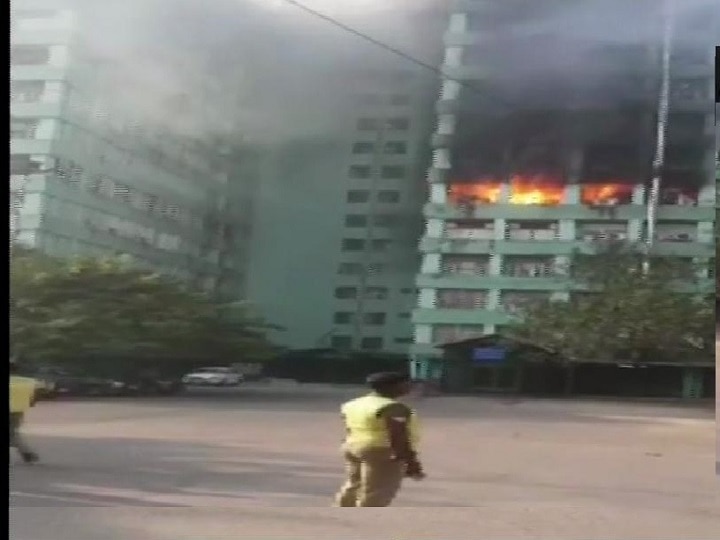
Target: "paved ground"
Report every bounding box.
[9,384,719,539]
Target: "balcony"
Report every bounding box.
[413,308,512,326]
[417,273,569,291]
[423,203,714,222]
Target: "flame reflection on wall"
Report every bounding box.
[581,183,634,205]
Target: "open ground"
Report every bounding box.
[9,383,719,539]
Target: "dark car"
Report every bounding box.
[52,372,126,396]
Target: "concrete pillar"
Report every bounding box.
[440,79,461,101]
[448,13,468,33]
[558,220,576,241]
[632,184,646,205]
[430,183,447,204]
[564,185,580,204]
[488,254,502,276]
[49,45,69,67]
[627,220,644,242]
[414,324,432,344]
[421,253,441,274]
[443,47,463,68]
[486,289,500,310]
[418,288,437,309]
[426,218,444,238]
[493,219,506,241]
[437,114,456,135]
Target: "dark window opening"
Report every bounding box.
[345,214,368,227]
[377,190,400,203]
[342,238,366,251]
[349,165,372,178]
[363,312,386,325]
[352,142,375,154]
[333,312,354,324]
[347,190,370,203]
[361,337,384,350]
[11,45,51,65]
[335,287,358,299]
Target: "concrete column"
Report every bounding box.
[498,183,511,203]
[49,45,69,67]
[414,324,432,344]
[558,220,576,241]
[426,218,444,238]
[627,220,644,242]
[564,184,580,204]
[437,114,456,135]
[632,184,645,205]
[421,253,442,274]
[440,79,461,101]
[486,289,500,310]
[433,148,451,169]
[493,219,506,241]
[443,47,463,68]
[554,255,570,275]
[696,222,713,243]
[489,254,502,276]
[430,183,447,204]
[447,13,468,33]
[418,288,437,309]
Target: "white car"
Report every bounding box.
[182,367,243,387]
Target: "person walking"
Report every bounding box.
[334,372,425,507]
[10,360,40,464]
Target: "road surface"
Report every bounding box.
[9,384,719,539]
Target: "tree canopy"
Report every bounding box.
[504,242,714,365]
[10,248,278,375]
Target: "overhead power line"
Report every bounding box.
[279,0,519,112]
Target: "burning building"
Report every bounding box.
[411,0,717,383]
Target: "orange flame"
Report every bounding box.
[448,180,502,204]
[509,175,564,205]
[581,183,633,205]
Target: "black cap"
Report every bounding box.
[366,371,408,387]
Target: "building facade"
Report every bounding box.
[10,3,255,298]
[246,64,438,353]
[412,0,717,379]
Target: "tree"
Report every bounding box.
[504,242,714,365]
[10,249,278,373]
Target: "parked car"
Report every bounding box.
[52,371,126,397]
[118,373,185,396]
[182,367,243,387]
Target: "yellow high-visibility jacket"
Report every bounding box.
[341,393,420,450]
[10,375,37,414]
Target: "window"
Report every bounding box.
[10,81,45,103]
[342,238,366,251]
[373,214,398,227]
[334,312,354,324]
[367,262,386,275]
[331,335,353,349]
[10,154,44,175]
[438,289,488,309]
[385,118,410,130]
[363,312,386,325]
[335,287,358,299]
[10,118,38,139]
[364,287,388,300]
[377,190,400,203]
[11,45,51,65]
[345,214,368,227]
[381,166,406,179]
[384,141,407,155]
[349,165,372,179]
[371,239,392,252]
[361,337,383,350]
[357,118,380,131]
[357,94,382,106]
[394,337,413,344]
[397,312,411,319]
[352,142,375,154]
[347,190,370,203]
[389,94,411,106]
[400,288,416,294]
[338,262,364,275]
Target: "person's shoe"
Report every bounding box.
[21,452,39,464]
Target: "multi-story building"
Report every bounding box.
[412,0,718,380]
[247,62,438,353]
[10,3,256,297]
